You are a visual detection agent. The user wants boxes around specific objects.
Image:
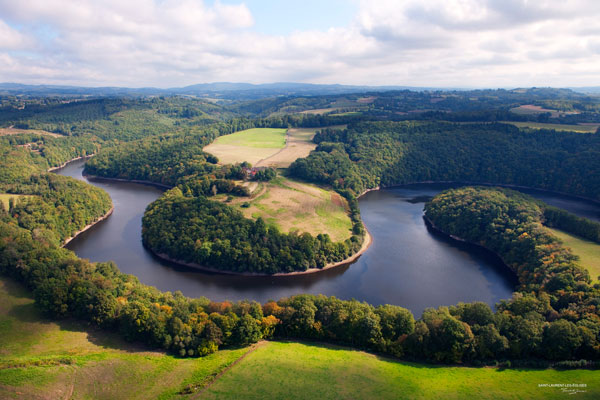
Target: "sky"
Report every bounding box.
[0,0,599,88]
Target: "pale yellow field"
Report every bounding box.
[0,127,62,137]
[299,108,341,115]
[255,128,318,168]
[0,194,33,209]
[203,144,279,165]
[239,177,353,242]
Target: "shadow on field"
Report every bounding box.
[2,276,160,355]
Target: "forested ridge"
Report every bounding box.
[424,187,600,362]
[290,121,600,200]
[142,189,362,274]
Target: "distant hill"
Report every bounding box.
[0,82,450,99]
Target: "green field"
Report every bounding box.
[0,277,248,399]
[504,121,599,133]
[547,227,600,281]
[211,128,287,148]
[204,341,598,399]
[203,128,288,165]
[2,276,598,399]
[238,176,353,242]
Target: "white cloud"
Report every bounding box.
[0,0,598,87]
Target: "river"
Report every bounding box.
[56,159,600,316]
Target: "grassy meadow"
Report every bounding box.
[203,341,598,400]
[547,227,600,281]
[210,128,286,148]
[0,277,250,400]
[2,276,598,400]
[238,177,353,242]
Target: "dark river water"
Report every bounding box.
[57,159,600,316]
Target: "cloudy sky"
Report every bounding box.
[0,0,599,88]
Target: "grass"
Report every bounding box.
[0,277,248,399]
[237,177,353,242]
[547,227,600,281]
[255,127,318,168]
[203,128,287,165]
[210,128,287,149]
[203,341,599,400]
[0,194,33,209]
[2,277,599,399]
[503,121,598,133]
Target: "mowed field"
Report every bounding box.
[3,277,598,400]
[547,227,600,281]
[255,127,318,168]
[0,127,63,137]
[504,121,599,133]
[238,177,353,242]
[203,128,287,165]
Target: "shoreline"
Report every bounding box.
[376,180,600,206]
[422,215,520,283]
[83,173,172,190]
[148,228,373,277]
[47,155,94,172]
[47,156,116,248]
[62,206,114,247]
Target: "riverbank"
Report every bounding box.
[62,206,114,247]
[47,155,116,247]
[47,155,94,172]
[423,215,519,282]
[82,173,172,190]
[148,228,373,277]
[379,180,600,206]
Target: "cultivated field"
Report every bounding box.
[504,121,599,133]
[3,277,597,400]
[255,127,318,168]
[548,227,600,281]
[239,177,353,242]
[203,128,287,165]
[510,104,580,118]
[0,127,63,138]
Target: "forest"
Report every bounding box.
[290,121,600,200]
[0,91,599,365]
[142,188,362,273]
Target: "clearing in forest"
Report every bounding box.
[503,121,599,133]
[255,127,319,168]
[0,194,33,209]
[547,227,600,281]
[237,177,352,242]
[203,128,287,165]
[0,127,63,137]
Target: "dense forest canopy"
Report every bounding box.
[290,121,600,200]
